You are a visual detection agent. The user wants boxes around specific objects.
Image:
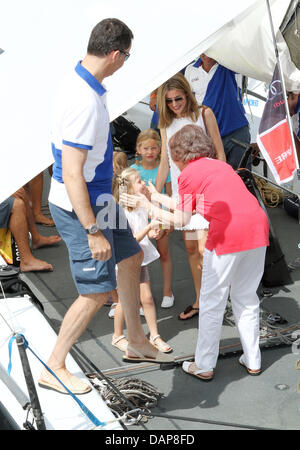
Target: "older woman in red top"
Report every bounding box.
[121,124,269,381]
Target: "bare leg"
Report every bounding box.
[9,197,53,272]
[179,229,207,320]
[39,291,109,391]
[112,300,128,351]
[13,187,61,249]
[156,233,172,297]
[113,301,125,337]
[117,251,158,358]
[140,281,171,353]
[29,172,54,226]
[140,281,159,337]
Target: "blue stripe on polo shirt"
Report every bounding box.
[62,139,93,150]
[75,61,106,97]
[52,143,63,182]
[52,141,94,183]
[193,57,202,68]
[202,65,248,137]
[87,133,114,203]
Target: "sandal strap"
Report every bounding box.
[112,334,126,345]
[194,368,213,374]
[183,305,199,314]
[183,361,213,374]
[150,334,161,343]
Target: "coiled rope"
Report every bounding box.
[90,376,161,419]
[223,299,296,346]
[253,175,283,208]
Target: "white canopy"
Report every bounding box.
[206,0,300,91]
[0,0,298,203]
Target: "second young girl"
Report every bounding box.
[132,129,175,309]
[111,167,173,354]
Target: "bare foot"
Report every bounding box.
[34,213,55,227]
[38,366,91,395]
[20,258,53,272]
[32,235,61,250]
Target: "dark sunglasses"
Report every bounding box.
[119,49,130,61]
[166,96,184,104]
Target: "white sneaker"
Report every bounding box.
[108,303,118,319]
[161,294,174,308]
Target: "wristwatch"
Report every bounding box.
[85,224,99,235]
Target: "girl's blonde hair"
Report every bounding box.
[113,151,128,174]
[112,151,129,197]
[157,72,200,129]
[135,128,161,164]
[113,167,139,211]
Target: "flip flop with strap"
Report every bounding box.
[238,355,261,376]
[123,344,175,364]
[178,305,199,321]
[182,361,214,381]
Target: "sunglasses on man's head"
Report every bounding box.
[166,96,184,104]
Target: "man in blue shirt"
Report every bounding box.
[185,54,251,170]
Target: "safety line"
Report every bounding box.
[7,333,106,429]
[145,411,277,431]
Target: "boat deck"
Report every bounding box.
[18,172,300,431]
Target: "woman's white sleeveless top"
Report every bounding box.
[166,114,209,230]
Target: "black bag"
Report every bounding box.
[283,195,299,219]
[237,169,293,287]
[110,115,140,158]
[0,265,44,311]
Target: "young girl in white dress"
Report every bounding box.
[111,167,173,354]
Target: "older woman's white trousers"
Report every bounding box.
[195,246,266,371]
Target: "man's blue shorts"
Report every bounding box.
[0,197,14,228]
[49,200,141,295]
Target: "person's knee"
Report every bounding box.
[158,247,170,262]
[184,238,199,257]
[11,197,26,217]
[141,292,154,306]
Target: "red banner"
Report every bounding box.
[257,63,297,185]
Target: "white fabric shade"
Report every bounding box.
[0,0,298,203]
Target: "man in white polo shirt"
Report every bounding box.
[185,54,251,170]
[39,18,173,396]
